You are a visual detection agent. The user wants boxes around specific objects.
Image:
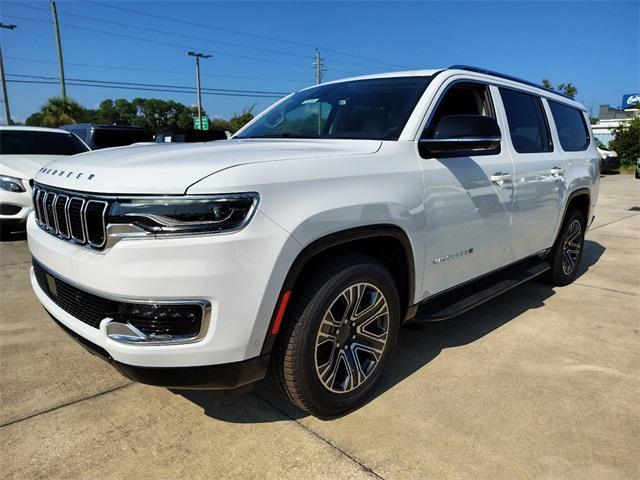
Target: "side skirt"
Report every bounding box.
[410,255,550,322]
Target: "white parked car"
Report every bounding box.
[595,139,620,172]
[28,66,599,416]
[0,126,89,234]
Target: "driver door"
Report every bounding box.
[418,81,515,297]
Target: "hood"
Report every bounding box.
[1,155,67,181]
[34,139,382,194]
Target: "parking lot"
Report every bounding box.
[0,174,638,479]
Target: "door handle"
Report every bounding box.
[550,166,565,177]
[490,172,512,184]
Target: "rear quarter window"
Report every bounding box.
[548,101,590,151]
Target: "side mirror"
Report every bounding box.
[419,114,501,158]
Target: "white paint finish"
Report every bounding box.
[26,69,599,371]
[27,212,294,366]
[34,139,381,194]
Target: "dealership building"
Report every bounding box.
[592,93,640,145]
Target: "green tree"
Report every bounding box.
[609,116,640,167]
[25,112,43,126]
[25,97,91,127]
[229,104,255,133]
[541,79,578,98]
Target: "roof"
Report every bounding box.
[308,65,584,110]
[0,126,73,134]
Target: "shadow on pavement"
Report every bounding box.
[176,240,605,423]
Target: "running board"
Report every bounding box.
[412,257,550,322]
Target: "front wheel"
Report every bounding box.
[272,254,400,417]
[546,209,586,286]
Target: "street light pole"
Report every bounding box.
[50,1,66,100]
[187,51,211,129]
[0,23,16,125]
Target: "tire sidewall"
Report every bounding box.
[551,209,586,285]
[295,262,400,415]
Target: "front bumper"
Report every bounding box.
[47,308,269,389]
[0,188,32,224]
[600,156,620,171]
[27,209,294,370]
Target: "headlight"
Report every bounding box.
[0,175,26,193]
[601,152,609,159]
[108,193,259,235]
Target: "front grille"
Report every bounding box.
[33,260,204,338]
[32,185,108,248]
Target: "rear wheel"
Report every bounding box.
[272,254,400,417]
[546,209,586,286]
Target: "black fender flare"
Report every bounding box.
[260,224,416,355]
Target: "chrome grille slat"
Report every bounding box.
[55,194,70,238]
[33,185,109,250]
[69,197,86,243]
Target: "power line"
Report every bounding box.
[7,79,284,99]
[15,3,385,71]
[91,2,408,69]
[6,73,289,96]
[3,14,362,76]
[5,56,309,84]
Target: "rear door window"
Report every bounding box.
[548,101,590,151]
[499,88,552,154]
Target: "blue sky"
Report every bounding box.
[1,0,638,123]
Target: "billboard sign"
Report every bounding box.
[622,93,640,109]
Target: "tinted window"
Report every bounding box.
[236,77,431,141]
[500,88,552,153]
[0,130,89,155]
[423,82,496,138]
[548,101,589,151]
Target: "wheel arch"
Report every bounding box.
[261,224,416,355]
[554,188,591,246]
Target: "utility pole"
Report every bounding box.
[187,51,211,129]
[0,23,16,125]
[314,48,326,85]
[50,1,66,100]
[313,49,327,134]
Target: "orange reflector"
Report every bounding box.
[271,290,292,335]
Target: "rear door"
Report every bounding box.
[418,80,514,296]
[496,88,566,260]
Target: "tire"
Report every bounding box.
[546,209,586,286]
[271,254,401,417]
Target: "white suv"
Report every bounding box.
[28,66,599,416]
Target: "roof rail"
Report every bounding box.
[448,65,573,99]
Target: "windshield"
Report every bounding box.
[236,77,432,141]
[595,138,608,149]
[0,130,89,155]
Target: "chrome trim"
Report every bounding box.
[32,183,259,250]
[33,260,211,346]
[419,136,501,143]
[69,197,86,243]
[84,199,109,248]
[44,192,57,232]
[105,302,212,346]
[33,188,43,224]
[56,194,71,239]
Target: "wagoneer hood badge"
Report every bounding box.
[34,139,381,195]
[38,167,96,181]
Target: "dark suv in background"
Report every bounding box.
[61,124,153,150]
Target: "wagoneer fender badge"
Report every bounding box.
[433,248,474,264]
